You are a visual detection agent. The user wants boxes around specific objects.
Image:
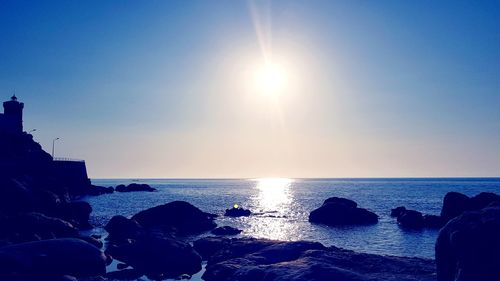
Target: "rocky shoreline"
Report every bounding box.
[1,131,500,280]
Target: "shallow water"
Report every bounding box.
[85,178,500,260]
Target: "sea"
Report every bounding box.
[85,178,500,260]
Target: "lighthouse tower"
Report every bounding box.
[1,95,24,133]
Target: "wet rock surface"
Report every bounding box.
[195,237,436,281]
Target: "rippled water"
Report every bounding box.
[85,178,500,259]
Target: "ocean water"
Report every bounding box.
[85,178,500,259]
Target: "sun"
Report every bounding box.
[254,62,287,97]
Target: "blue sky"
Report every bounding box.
[1,1,499,178]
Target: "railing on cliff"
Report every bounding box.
[53,157,85,163]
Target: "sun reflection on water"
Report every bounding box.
[247,178,302,240]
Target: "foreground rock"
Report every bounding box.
[131,201,217,235]
[436,204,500,281]
[0,238,106,280]
[309,197,378,226]
[115,183,156,192]
[106,233,202,279]
[104,215,144,242]
[194,237,436,281]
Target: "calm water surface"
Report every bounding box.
[85,178,500,260]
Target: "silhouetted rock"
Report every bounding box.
[397,209,425,229]
[195,237,436,281]
[391,206,406,217]
[224,207,251,217]
[115,183,156,192]
[0,212,78,243]
[211,226,242,236]
[323,197,358,208]
[309,197,378,226]
[0,238,106,280]
[105,233,202,279]
[104,215,144,242]
[131,201,216,235]
[423,214,445,228]
[86,185,114,196]
[440,192,500,225]
[440,192,470,222]
[53,201,93,229]
[469,192,500,210]
[436,205,500,281]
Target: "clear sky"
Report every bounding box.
[1,1,499,178]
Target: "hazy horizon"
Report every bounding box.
[2,1,500,178]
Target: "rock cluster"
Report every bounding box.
[309,197,378,226]
[104,201,216,279]
[391,191,500,230]
[115,183,156,192]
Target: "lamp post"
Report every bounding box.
[52,137,60,158]
[28,129,36,134]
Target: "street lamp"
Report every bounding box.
[52,137,60,158]
[28,129,37,134]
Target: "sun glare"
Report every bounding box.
[254,63,287,97]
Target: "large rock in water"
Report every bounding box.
[436,205,500,281]
[105,233,202,279]
[309,197,378,226]
[115,183,156,192]
[131,201,216,235]
[194,237,436,281]
[440,192,500,223]
[0,238,106,280]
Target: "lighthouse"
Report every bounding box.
[0,95,24,134]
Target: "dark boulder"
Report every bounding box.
[397,209,424,229]
[436,205,500,281]
[211,226,242,236]
[0,178,36,214]
[86,185,114,196]
[391,206,406,217]
[440,192,470,222]
[198,237,436,281]
[115,183,156,192]
[0,238,106,280]
[1,212,78,243]
[423,214,445,229]
[105,233,202,279]
[309,197,378,226]
[470,192,500,210]
[53,201,93,229]
[131,201,216,235]
[224,207,252,217]
[323,197,357,208]
[104,215,144,242]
